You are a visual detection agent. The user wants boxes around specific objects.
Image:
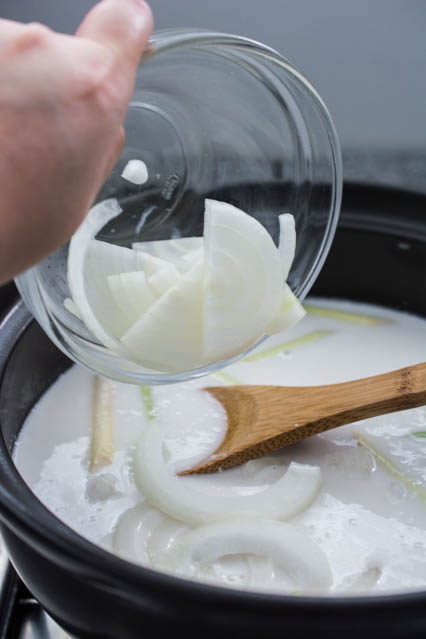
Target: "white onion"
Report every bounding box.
[63,297,82,319]
[133,421,322,526]
[113,502,165,565]
[147,263,181,297]
[135,252,172,278]
[265,284,306,335]
[182,247,204,266]
[151,519,332,591]
[146,517,191,557]
[83,240,147,338]
[67,199,127,350]
[203,199,283,363]
[121,159,148,185]
[107,271,156,334]
[133,239,204,274]
[132,237,203,265]
[178,247,205,274]
[121,261,204,372]
[247,555,275,588]
[68,199,303,372]
[278,213,296,282]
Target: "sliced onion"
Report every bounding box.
[113,502,165,564]
[203,199,282,364]
[134,251,171,278]
[278,213,296,282]
[132,237,203,265]
[86,240,145,274]
[147,263,181,297]
[121,261,204,372]
[179,247,204,273]
[83,240,147,338]
[68,199,127,349]
[247,555,275,587]
[107,271,156,334]
[63,297,82,319]
[133,421,322,526]
[151,519,332,591]
[146,517,191,557]
[265,284,306,335]
[68,199,300,371]
[121,159,148,185]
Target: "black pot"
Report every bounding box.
[0,185,425,639]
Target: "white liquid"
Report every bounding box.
[13,298,426,595]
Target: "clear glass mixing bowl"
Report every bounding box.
[15,29,342,385]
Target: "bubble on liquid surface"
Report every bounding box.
[86,473,117,502]
[386,480,407,504]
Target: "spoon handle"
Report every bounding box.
[256,362,426,444]
[189,363,426,474]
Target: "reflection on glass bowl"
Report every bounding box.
[15,29,342,385]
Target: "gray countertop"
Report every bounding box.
[1,0,425,194]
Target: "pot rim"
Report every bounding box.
[0,299,426,614]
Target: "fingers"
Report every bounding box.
[0,19,52,56]
[76,0,153,72]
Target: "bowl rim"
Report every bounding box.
[0,300,426,617]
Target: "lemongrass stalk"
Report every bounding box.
[212,371,241,385]
[304,304,389,326]
[355,433,426,503]
[141,386,154,420]
[244,330,334,363]
[90,376,115,472]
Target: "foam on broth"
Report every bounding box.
[13,298,426,595]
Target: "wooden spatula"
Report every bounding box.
[182,362,426,474]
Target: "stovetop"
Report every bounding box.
[0,541,71,639]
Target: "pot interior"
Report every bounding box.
[0,185,425,620]
[2,182,426,466]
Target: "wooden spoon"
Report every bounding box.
[182,362,426,474]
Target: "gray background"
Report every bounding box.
[0,0,425,193]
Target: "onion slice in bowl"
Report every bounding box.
[83,240,147,338]
[136,252,178,278]
[266,284,306,335]
[67,198,304,373]
[121,261,204,372]
[107,271,156,334]
[132,237,203,266]
[278,213,296,282]
[151,519,332,591]
[147,263,181,297]
[133,422,322,526]
[179,247,205,274]
[203,199,283,363]
[68,199,130,350]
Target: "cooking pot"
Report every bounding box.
[0,184,425,638]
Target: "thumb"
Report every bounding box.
[76,0,153,71]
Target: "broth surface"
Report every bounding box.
[14,298,426,595]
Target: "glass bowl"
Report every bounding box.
[15,29,342,385]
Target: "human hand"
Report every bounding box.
[0,0,153,284]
